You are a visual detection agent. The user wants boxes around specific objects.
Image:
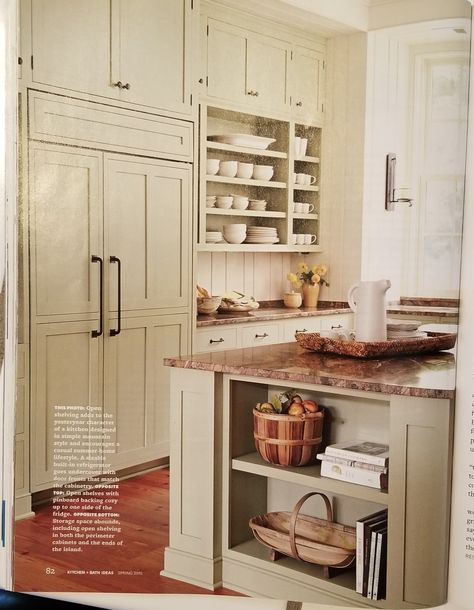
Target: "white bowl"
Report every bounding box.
[232,200,249,210]
[218,161,238,178]
[252,165,274,181]
[236,162,254,179]
[197,296,222,314]
[216,196,233,209]
[206,159,220,175]
[223,223,246,231]
[224,233,246,244]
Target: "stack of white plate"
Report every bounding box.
[386,318,426,340]
[249,199,267,212]
[245,226,279,244]
[206,231,223,243]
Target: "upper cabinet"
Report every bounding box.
[207,19,290,115]
[202,12,326,125]
[23,0,194,118]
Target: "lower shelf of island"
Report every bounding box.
[232,452,389,504]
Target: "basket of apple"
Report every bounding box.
[253,391,324,467]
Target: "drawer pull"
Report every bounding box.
[331,324,343,329]
[209,338,224,344]
[255,333,269,339]
[122,82,131,90]
[296,328,307,334]
[112,81,123,88]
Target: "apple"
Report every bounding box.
[288,402,305,416]
[291,394,303,404]
[302,399,319,413]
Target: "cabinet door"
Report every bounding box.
[104,314,188,470]
[31,321,103,491]
[246,36,290,114]
[291,46,325,122]
[29,0,112,98]
[113,0,192,115]
[29,144,103,317]
[105,155,192,313]
[206,19,247,106]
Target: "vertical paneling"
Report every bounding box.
[196,252,212,292]
[225,253,245,294]
[243,253,255,296]
[211,252,227,295]
[269,253,284,300]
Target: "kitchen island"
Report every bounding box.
[162,342,455,607]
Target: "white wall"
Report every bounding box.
[369,0,471,30]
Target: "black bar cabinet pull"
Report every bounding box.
[91,255,103,338]
[110,255,122,337]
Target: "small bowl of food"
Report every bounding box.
[197,295,222,315]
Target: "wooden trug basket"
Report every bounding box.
[249,492,356,578]
[253,407,324,466]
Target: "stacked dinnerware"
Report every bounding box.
[249,199,267,211]
[223,223,247,244]
[245,226,279,244]
[206,231,223,243]
[206,195,216,208]
[231,194,249,210]
[386,319,426,340]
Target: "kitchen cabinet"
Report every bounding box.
[203,14,325,122]
[206,19,290,115]
[28,141,192,491]
[199,105,322,253]
[291,46,325,123]
[24,0,193,117]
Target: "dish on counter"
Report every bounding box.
[386,318,422,331]
[218,291,260,313]
[208,134,276,150]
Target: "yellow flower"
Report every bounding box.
[311,273,321,284]
[297,261,308,273]
[318,264,328,276]
[294,279,303,288]
[287,272,298,283]
[311,265,319,275]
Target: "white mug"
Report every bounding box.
[296,234,305,245]
[300,138,308,158]
[301,203,314,214]
[292,234,298,244]
[294,137,301,159]
[293,202,303,213]
[304,234,317,245]
[303,174,316,185]
[292,172,298,184]
[295,173,307,185]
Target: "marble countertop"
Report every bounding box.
[165,342,456,398]
[196,301,458,327]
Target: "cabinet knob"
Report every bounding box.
[198,78,204,84]
[255,333,269,339]
[112,81,123,88]
[254,91,259,97]
[209,337,224,344]
[296,101,303,107]
[247,90,254,96]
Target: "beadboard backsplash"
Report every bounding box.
[196,252,292,301]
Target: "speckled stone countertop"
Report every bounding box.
[164,342,455,398]
[196,302,351,327]
[387,304,458,318]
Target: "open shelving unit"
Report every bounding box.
[199,105,322,252]
[220,375,454,606]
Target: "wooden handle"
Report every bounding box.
[288,492,333,561]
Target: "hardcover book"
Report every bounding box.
[325,440,389,466]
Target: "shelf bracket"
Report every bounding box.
[385,153,413,211]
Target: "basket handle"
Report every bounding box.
[289,492,333,561]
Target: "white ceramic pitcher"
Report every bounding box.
[347,279,391,342]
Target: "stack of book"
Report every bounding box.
[317,440,389,489]
[356,508,388,600]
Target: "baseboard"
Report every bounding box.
[162,546,222,590]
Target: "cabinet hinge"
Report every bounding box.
[190,93,193,106]
[206,76,209,87]
[290,50,293,60]
[1,500,6,547]
[207,24,209,36]
[191,0,194,9]
[18,57,23,65]
[30,55,34,70]
[322,103,324,112]
[323,60,326,70]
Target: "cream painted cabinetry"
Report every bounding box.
[202,11,326,122]
[23,0,194,117]
[29,142,192,491]
[206,18,290,115]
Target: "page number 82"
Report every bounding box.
[45,567,55,574]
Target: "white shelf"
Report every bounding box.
[232,452,388,504]
[293,213,319,220]
[207,175,286,189]
[292,184,320,192]
[207,141,287,159]
[206,209,287,218]
[197,243,322,253]
[295,155,320,163]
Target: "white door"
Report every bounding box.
[113,0,192,115]
[105,155,192,313]
[29,0,112,98]
[291,46,325,122]
[29,144,103,318]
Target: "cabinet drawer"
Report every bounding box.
[241,323,280,347]
[320,313,353,330]
[196,327,238,353]
[29,90,193,161]
[282,317,321,342]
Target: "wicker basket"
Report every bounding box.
[253,407,324,466]
[249,492,356,578]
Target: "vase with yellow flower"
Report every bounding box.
[287,261,329,308]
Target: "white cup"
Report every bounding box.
[218,161,238,177]
[294,137,301,159]
[301,203,314,214]
[296,234,305,245]
[298,174,316,185]
[236,162,254,179]
[293,202,303,213]
[304,234,317,245]
[300,138,308,158]
[206,159,220,175]
[292,234,298,245]
[295,173,306,185]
